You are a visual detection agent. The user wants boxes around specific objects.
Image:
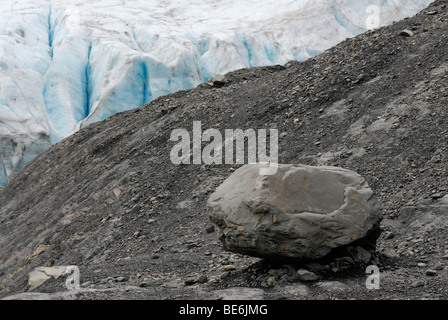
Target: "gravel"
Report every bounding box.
[1,0,448,300]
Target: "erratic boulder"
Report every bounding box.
[207,164,382,260]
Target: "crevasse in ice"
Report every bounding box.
[0,0,433,187]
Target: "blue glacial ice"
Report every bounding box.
[0,0,434,187]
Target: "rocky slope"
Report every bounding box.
[1,0,448,300]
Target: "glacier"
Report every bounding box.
[0,0,434,187]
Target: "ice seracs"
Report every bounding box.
[0,0,433,187]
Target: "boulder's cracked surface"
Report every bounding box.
[208,164,382,260]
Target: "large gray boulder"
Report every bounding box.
[207,164,382,260]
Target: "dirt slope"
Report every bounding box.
[1,0,448,300]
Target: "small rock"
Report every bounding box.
[411,280,425,288]
[153,246,163,254]
[425,269,438,276]
[418,262,427,268]
[186,242,199,249]
[434,263,444,271]
[212,74,227,86]
[351,246,372,264]
[330,262,340,273]
[206,226,215,233]
[223,265,236,271]
[115,276,126,282]
[297,269,318,282]
[384,231,395,239]
[398,29,414,37]
[184,277,197,286]
[196,275,208,284]
[185,274,208,286]
[130,205,141,214]
[266,276,277,286]
[112,188,122,199]
[282,264,296,275]
[382,249,399,260]
[356,73,365,82]
[27,266,72,291]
